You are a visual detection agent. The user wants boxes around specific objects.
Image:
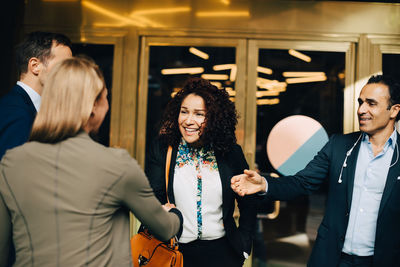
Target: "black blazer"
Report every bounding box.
[0,85,36,159]
[145,138,257,257]
[266,131,400,267]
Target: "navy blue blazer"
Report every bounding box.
[145,138,257,258]
[266,131,400,267]
[0,85,36,159]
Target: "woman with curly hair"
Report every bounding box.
[145,77,257,267]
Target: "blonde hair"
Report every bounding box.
[30,56,105,143]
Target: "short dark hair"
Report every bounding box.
[367,74,400,121]
[15,31,72,77]
[159,77,238,154]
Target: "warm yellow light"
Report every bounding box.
[129,15,164,27]
[82,1,147,27]
[229,66,237,81]
[213,64,235,70]
[225,87,236,96]
[282,72,325,77]
[256,91,280,97]
[210,82,222,88]
[257,78,287,92]
[256,77,278,85]
[286,75,327,84]
[257,66,273,75]
[189,47,209,60]
[288,49,311,62]
[221,0,230,5]
[131,7,191,16]
[213,64,237,81]
[92,22,125,27]
[196,11,249,17]
[42,0,78,2]
[161,67,204,75]
[201,74,229,80]
[170,87,182,97]
[257,98,280,105]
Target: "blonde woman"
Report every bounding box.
[0,57,182,267]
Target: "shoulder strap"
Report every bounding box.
[165,145,180,248]
[165,146,173,204]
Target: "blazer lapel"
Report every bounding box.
[378,133,400,217]
[15,85,37,116]
[345,135,362,212]
[215,152,231,217]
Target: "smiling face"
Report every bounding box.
[357,82,399,137]
[178,93,206,144]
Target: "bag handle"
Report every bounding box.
[164,145,178,249]
[165,145,173,204]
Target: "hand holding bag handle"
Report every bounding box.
[131,145,183,267]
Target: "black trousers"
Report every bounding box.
[179,236,244,267]
[338,252,373,267]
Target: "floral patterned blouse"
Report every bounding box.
[173,139,225,243]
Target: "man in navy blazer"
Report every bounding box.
[231,75,400,267]
[0,31,72,159]
[0,31,72,267]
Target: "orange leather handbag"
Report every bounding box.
[130,146,183,267]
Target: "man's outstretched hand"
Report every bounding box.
[231,169,266,196]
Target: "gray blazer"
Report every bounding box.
[0,132,182,267]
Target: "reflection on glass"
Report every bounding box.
[254,49,345,267]
[146,46,236,155]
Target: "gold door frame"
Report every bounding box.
[67,31,127,149]
[135,35,250,265]
[356,34,400,132]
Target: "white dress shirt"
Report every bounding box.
[17,81,41,111]
[343,130,396,256]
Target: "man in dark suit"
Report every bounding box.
[231,75,400,267]
[0,31,72,159]
[0,31,72,267]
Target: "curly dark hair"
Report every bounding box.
[159,77,238,154]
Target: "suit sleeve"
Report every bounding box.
[233,145,258,254]
[118,154,182,241]
[0,111,34,159]
[266,134,335,201]
[0,184,11,267]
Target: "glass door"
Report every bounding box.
[246,40,355,267]
[136,37,247,167]
[136,36,356,267]
[135,36,251,266]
